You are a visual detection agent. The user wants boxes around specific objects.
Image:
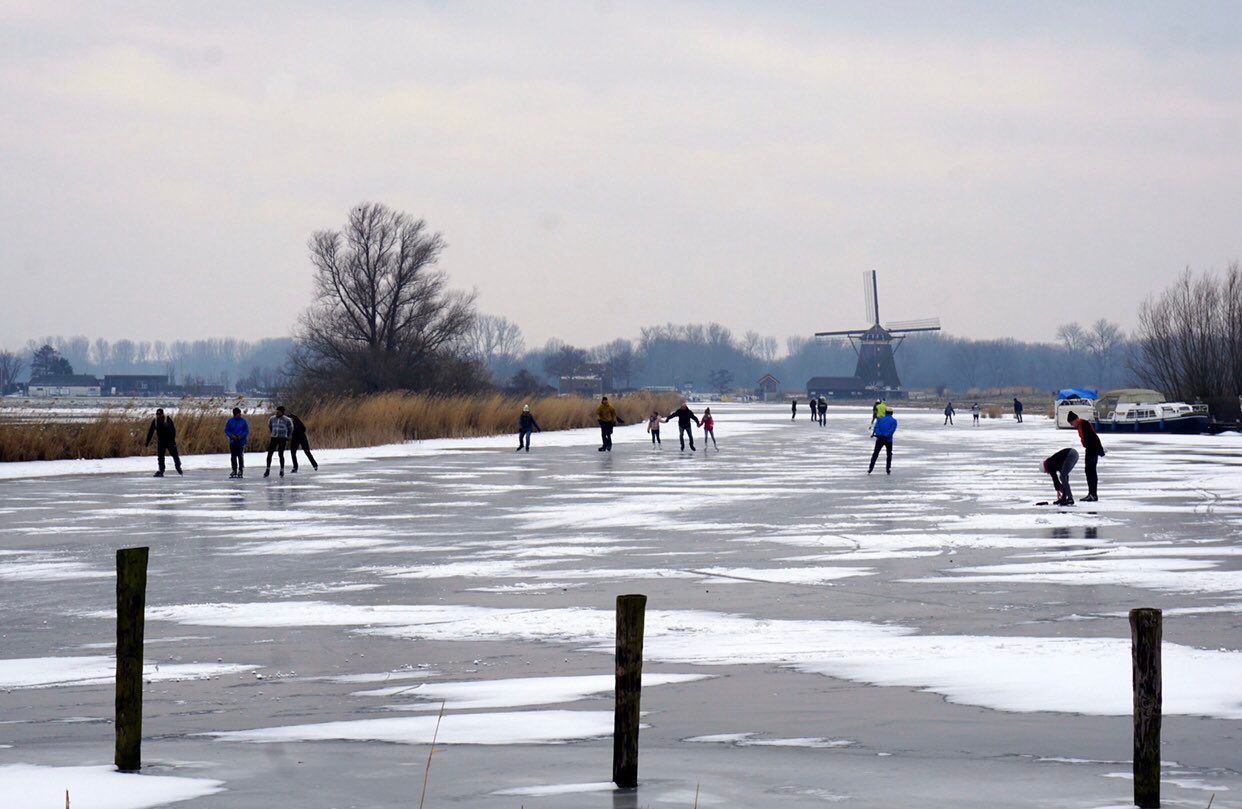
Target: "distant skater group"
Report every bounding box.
[142,390,1103,508]
[145,404,319,479]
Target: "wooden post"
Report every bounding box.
[1130,607,1162,809]
[115,546,149,772]
[613,593,646,789]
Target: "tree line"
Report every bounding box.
[4,202,1231,402]
[0,336,294,393]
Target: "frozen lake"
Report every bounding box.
[2,402,1242,808]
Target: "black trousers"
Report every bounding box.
[157,442,181,473]
[869,437,893,473]
[266,437,288,469]
[650,429,660,444]
[1085,450,1100,497]
[599,421,614,450]
[230,444,245,474]
[291,434,317,470]
[678,425,695,450]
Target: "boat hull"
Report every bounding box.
[1095,416,1212,434]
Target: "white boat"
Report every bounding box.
[1093,389,1211,434]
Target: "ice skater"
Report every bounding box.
[808,398,817,423]
[1041,447,1079,506]
[943,401,955,425]
[1067,411,1104,501]
[289,412,318,472]
[516,404,541,452]
[646,410,661,444]
[664,402,701,452]
[791,399,798,420]
[870,399,887,434]
[596,396,623,452]
[868,407,897,475]
[264,405,294,477]
[971,403,980,425]
[702,407,718,450]
[1013,397,1024,423]
[818,396,827,426]
[225,407,249,478]
[145,408,182,477]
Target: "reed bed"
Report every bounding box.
[0,391,682,463]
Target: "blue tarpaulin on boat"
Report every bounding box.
[1057,388,1098,400]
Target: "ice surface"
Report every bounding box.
[8,402,1242,807]
[145,600,1242,718]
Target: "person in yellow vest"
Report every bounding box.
[596,396,624,452]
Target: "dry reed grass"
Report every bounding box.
[0,391,681,463]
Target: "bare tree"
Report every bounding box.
[950,339,983,391]
[542,344,588,380]
[464,314,525,373]
[292,203,480,393]
[1056,322,1088,352]
[1130,265,1241,399]
[743,331,780,363]
[0,350,24,392]
[708,368,734,394]
[1085,319,1123,387]
[600,338,638,388]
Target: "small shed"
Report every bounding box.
[755,373,781,401]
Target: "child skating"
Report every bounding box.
[702,407,718,450]
[647,411,661,444]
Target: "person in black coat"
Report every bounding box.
[517,405,541,452]
[145,408,182,477]
[288,413,318,472]
[1042,447,1079,506]
[664,403,701,452]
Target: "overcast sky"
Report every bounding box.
[2,1,1241,351]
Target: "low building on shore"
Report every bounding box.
[28,375,102,397]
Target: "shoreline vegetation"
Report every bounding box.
[0,391,683,464]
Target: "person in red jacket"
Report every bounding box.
[702,407,718,450]
[1066,411,1105,501]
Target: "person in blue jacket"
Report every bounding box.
[224,407,249,478]
[869,409,898,475]
[517,404,541,452]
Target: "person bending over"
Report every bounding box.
[1041,447,1079,506]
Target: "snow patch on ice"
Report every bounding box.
[208,710,614,745]
[0,764,223,809]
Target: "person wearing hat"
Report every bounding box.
[517,404,541,452]
[1041,447,1079,506]
[1066,411,1104,501]
[596,396,623,452]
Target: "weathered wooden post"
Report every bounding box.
[613,593,646,789]
[116,546,149,772]
[1130,607,1162,808]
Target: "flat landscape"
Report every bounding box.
[2,403,1241,808]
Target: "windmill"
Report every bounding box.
[815,271,941,393]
